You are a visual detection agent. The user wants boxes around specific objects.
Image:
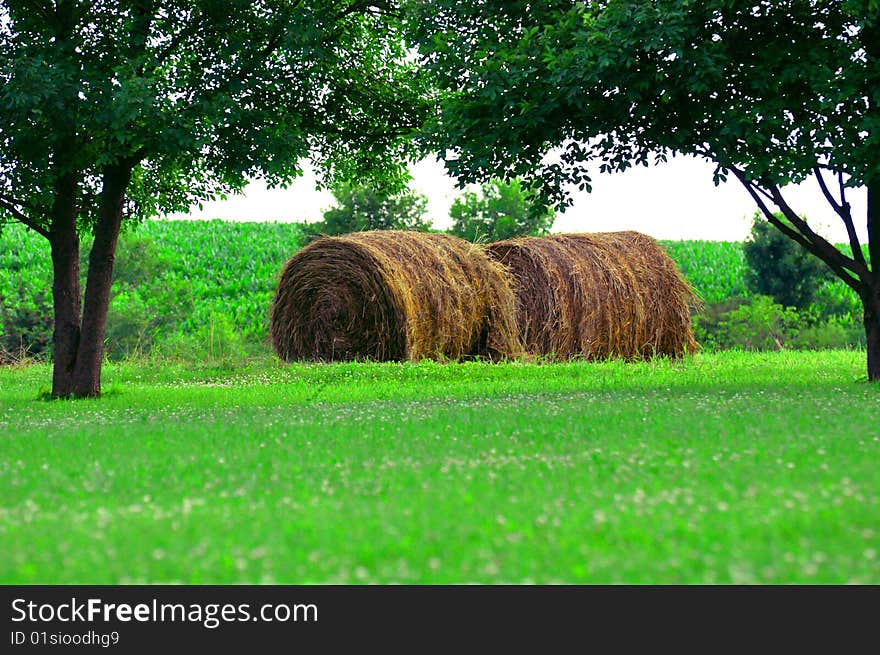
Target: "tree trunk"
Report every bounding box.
[69,164,132,398]
[866,288,880,382]
[869,182,879,382]
[49,173,81,398]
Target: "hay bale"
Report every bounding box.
[271,230,522,362]
[486,232,698,360]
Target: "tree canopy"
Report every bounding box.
[410,1,878,198]
[0,0,431,396]
[1,0,429,235]
[409,0,880,379]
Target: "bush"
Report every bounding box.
[811,278,863,320]
[695,295,865,351]
[304,184,432,240]
[715,295,801,350]
[449,178,554,242]
[105,289,154,359]
[153,312,254,363]
[0,225,54,362]
[104,236,195,360]
[0,284,53,361]
[692,296,749,350]
[791,315,866,350]
[743,213,832,310]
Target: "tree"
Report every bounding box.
[0,0,428,397]
[743,213,832,310]
[311,183,431,238]
[409,1,880,380]
[449,178,554,242]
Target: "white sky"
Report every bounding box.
[168,155,868,243]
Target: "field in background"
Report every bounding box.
[1,351,878,583]
[1,220,304,349]
[2,220,864,362]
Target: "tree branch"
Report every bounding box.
[765,183,869,280]
[751,181,776,204]
[0,195,50,239]
[837,171,847,209]
[734,172,819,252]
[731,168,862,292]
[814,166,842,213]
[24,0,54,21]
[150,9,204,69]
[814,167,866,270]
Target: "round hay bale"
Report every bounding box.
[271,230,522,362]
[486,232,699,360]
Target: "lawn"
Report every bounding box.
[0,351,878,583]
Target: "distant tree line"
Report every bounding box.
[303,178,555,242]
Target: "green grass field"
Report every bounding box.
[1,351,878,584]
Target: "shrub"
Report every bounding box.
[154,312,253,363]
[105,289,154,360]
[791,315,866,350]
[811,278,863,320]
[716,295,801,350]
[104,236,194,360]
[449,178,554,242]
[692,296,749,351]
[0,284,53,361]
[695,295,865,351]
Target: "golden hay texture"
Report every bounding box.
[486,232,699,360]
[271,231,522,362]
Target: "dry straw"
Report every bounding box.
[486,232,699,360]
[271,230,522,362]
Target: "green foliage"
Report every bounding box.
[409,2,880,199]
[743,214,832,310]
[305,184,432,239]
[692,296,748,351]
[0,221,305,362]
[103,236,195,360]
[140,220,306,345]
[695,296,866,352]
[0,224,53,360]
[659,240,748,304]
[792,317,867,351]
[155,312,254,364]
[0,0,430,233]
[714,296,802,351]
[813,277,865,320]
[0,284,53,360]
[448,178,554,242]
